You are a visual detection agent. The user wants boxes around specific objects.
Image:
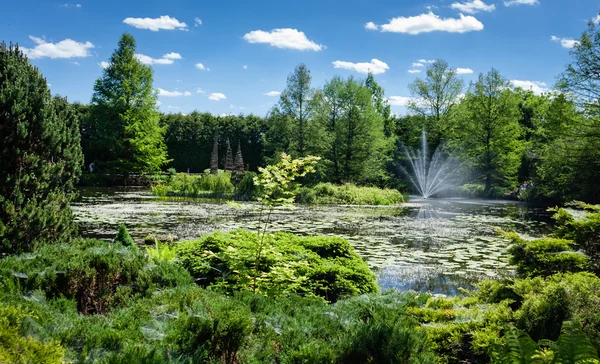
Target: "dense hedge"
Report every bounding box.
[176,230,378,302]
[297,183,404,205]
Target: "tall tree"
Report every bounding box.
[0,42,83,254]
[365,72,393,137]
[88,33,168,173]
[452,69,523,195]
[408,60,464,145]
[276,63,315,156]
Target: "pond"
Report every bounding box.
[72,187,553,295]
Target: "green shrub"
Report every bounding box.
[175,230,378,302]
[296,183,404,205]
[151,171,235,198]
[0,303,66,364]
[505,232,591,277]
[0,240,193,314]
[235,171,258,199]
[113,223,135,246]
[460,183,486,198]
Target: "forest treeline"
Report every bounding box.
[72,23,600,203]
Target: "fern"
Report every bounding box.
[492,325,537,364]
[554,321,599,364]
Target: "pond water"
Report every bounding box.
[72,187,553,295]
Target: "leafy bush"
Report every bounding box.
[175,230,378,302]
[113,223,135,246]
[297,182,404,205]
[0,303,65,363]
[551,203,600,273]
[235,171,258,199]
[505,232,591,277]
[151,171,236,198]
[0,239,193,314]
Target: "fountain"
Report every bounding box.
[401,129,457,199]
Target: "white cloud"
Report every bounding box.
[455,67,474,74]
[123,15,188,31]
[99,61,110,69]
[21,35,94,59]
[504,0,538,6]
[388,96,418,106]
[365,22,379,31]
[62,3,82,8]
[243,65,248,70]
[194,17,202,26]
[158,88,192,97]
[551,36,579,49]
[264,91,281,96]
[332,58,389,75]
[593,14,600,24]
[450,0,495,14]
[412,62,424,67]
[408,69,422,74]
[418,59,436,63]
[196,88,206,94]
[71,61,80,65]
[510,80,549,95]
[372,12,484,34]
[195,63,210,71]
[243,28,324,51]
[136,52,181,65]
[209,93,227,101]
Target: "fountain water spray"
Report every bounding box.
[401,129,457,199]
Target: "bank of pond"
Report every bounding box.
[1,202,600,363]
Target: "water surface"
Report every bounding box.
[73,187,552,295]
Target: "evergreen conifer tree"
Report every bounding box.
[0,42,83,254]
[88,33,168,173]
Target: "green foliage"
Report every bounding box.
[175,230,378,302]
[0,42,83,255]
[0,240,193,315]
[151,171,236,198]
[145,241,177,263]
[297,182,404,205]
[505,232,591,277]
[0,303,66,363]
[550,205,600,272]
[86,33,168,173]
[113,223,135,246]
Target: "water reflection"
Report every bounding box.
[73,188,552,295]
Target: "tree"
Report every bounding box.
[408,60,464,145]
[365,72,393,137]
[210,129,219,174]
[452,69,522,195]
[0,42,83,254]
[88,33,168,173]
[275,64,316,156]
[316,76,392,183]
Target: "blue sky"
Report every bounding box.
[2,0,599,116]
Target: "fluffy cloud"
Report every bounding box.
[332,58,389,75]
[194,17,202,26]
[123,15,188,31]
[136,52,182,65]
[412,62,425,68]
[370,12,483,34]
[196,88,206,94]
[504,0,538,6]
[157,88,192,97]
[243,28,324,51]
[418,59,436,63]
[365,22,379,31]
[195,63,210,71]
[62,3,82,8]
[450,0,495,14]
[408,69,422,74]
[593,14,600,24]
[264,91,281,96]
[510,80,549,95]
[209,93,227,101]
[455,67,474,74]
[21,36,94,59]
[551,36,579,49]
[388,96,418,106]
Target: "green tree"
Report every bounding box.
[271,64,317,156]
[88,33,168,173]
[408,60,464,145]
[452,69,523,195]
[365,72,393,137]
[0,42,83,254]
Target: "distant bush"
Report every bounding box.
[0,239,193,315]
[151,171,240,198]
[113,223,135,246]
[505,232,591,277]
[176,230,378,302]
[297,183,404,205]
